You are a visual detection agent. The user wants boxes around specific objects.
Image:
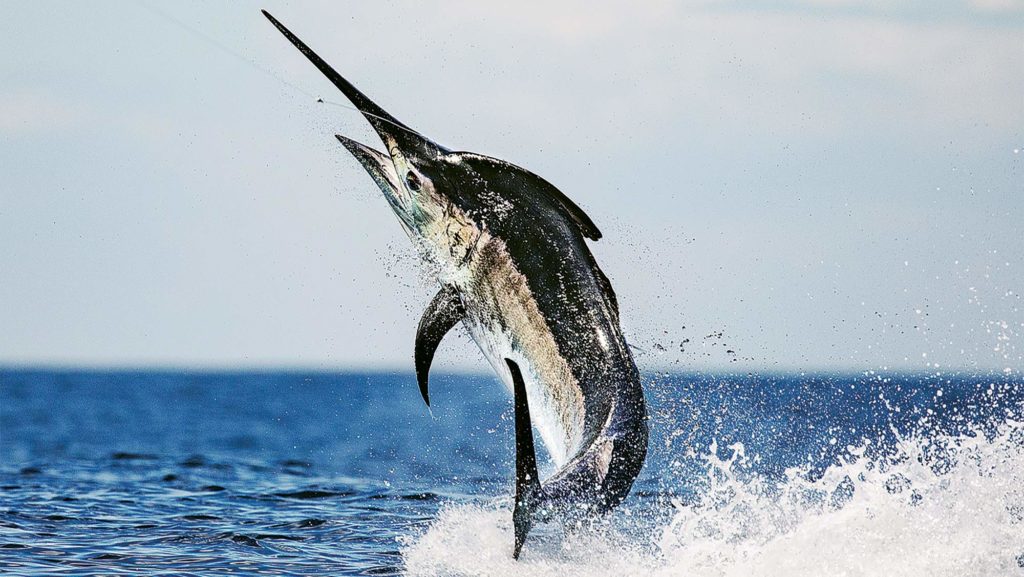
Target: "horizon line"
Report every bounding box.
[0,363,1018,379]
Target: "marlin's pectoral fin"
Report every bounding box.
[414,285,465,407]
[506,358,542,560]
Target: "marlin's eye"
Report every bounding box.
[405,171,422,192]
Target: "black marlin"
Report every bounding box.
[262,11,648,558]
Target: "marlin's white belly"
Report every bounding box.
[421,209,587,466]
[463,315,584,466]
[452,239,587,467]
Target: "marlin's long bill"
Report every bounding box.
[261,10,443,157]
[261,11,406,133]
[263,11,649,561]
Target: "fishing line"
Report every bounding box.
[135,2,431,143]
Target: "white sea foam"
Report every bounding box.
[403,421,1024,576]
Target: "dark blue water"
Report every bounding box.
[1,369,1021,575]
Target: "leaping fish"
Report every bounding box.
[262,11,648,558]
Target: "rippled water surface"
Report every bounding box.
[2,370,1022,576]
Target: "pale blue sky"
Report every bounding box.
[1,0,1021,373]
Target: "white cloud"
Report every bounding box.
[392,1,1022,148]
[967,0,1024,12]
[0,91,88,136]
[440,0,678,44]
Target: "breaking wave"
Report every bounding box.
[403,419,1024,576]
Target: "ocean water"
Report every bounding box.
[1,369,1022,576]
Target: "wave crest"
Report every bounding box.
[403,421,1024,576]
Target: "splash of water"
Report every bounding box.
[402,421,1024,576]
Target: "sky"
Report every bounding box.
[1,0,1021,373]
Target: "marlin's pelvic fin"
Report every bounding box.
[506,358,542,560]
[414,285,465,407]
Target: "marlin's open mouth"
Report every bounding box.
[333,134,412,226]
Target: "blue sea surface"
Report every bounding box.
[1,369,1022,575]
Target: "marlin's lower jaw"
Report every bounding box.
[333,134,418,231]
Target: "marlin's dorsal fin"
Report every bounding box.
[457,153,602,241]
[593,262,619,319]
[506,358,542,559]
[414,285,465,407]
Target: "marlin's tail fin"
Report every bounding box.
[505,358,542,559]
